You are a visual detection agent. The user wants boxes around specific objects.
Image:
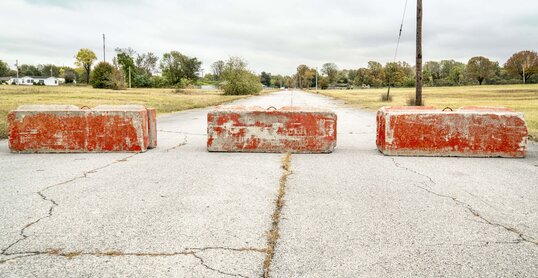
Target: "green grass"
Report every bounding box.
[0,85,251,139]
[314,84,538,140]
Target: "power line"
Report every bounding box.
[393,0,409,63]
[386,0,410,100]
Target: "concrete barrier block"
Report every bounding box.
[147,108,157,149]
[376,106,528,157]
[207,106,337,153]
[8,105,155,153]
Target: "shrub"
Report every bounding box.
[407,97,425,106]
[90,62,123,89]
[380,93,392,102]
[221,57,262,95]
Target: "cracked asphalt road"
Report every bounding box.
[1,91,537,277]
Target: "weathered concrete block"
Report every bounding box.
[8,105,157,153]
[207,106,337,153]
[147,108,158,149]
[376,106,528,157]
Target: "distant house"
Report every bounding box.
[2,76,61,86]
[31,76,60,86]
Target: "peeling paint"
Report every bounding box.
[8,105,158,153]
[207,106,337,153]
[376,106,528,157]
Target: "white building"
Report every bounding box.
[3,76,61,86]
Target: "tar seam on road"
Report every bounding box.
[263,152,292,278]
[391,157,538,246]
[0,152,140,256]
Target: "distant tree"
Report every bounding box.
[39,64,61,77]
[295,65,316,88]
[318,76,329,89]
[321,63,338,85]
[504,50,538,84]
[367,61,384,87]
[467,56,493,85]
[221,57,262,95]
[211,60,225,81]
[260,71,271,87]
[384,62,406,87]
[18,64,41,76]
[0,60,11,76]
[353,68,370,86]
[115,48,137,84]
[63,69,77,83]
[160,51,202,86]
[135,52,158,76]
[75,48,97,84]
[423,61,441,86]
[336,70,349,85]
[90,62,116,89]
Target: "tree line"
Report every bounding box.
[1,49,536,94]
[266,50,537,89]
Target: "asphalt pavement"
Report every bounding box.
[1,90,537,277]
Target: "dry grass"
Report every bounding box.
[0,85,250,139]
[315,84,538,140]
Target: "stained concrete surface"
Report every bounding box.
[0,91,537,277]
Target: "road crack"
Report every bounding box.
[1,153,140,255]
[158,130,205,136]
[262,152,292,278]
[1,246,261,277]
[165,136,188,152]
[390,158,538,246]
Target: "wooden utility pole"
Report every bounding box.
[415,0,423,106]
[103,34,106,62]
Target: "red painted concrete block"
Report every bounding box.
[8,105,157,153]
[376,106,528,157]
[207,106,337,153]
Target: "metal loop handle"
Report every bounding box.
[267,106,277,110]
[80,105,91,110]
[442,107,453,112]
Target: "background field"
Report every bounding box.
[0,85,250,139]
[315,84,538,140]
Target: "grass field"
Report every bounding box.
[314,84,538,140]
[0,85,251,139]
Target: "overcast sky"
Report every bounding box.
[1,0,537,75]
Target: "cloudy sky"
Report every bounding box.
[1,0,537,75]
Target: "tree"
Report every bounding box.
[467,56,493,85]
[221,57,262,95]
[260,72,271,87]
[367,61,385,87]
[75,49,97,84]
[295,65,315,88]
[90,62,116,89]
[0,60,11,76]
[423,61,441,86]
[39,64,61,77]
[135,52,158,76]
[63,69,77,83]
[18,64,41,76]
[321,63,338,85]
[504,50,538,84]
[160,51,202,86]
[384,62,406,87]
[211,60,225,81]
